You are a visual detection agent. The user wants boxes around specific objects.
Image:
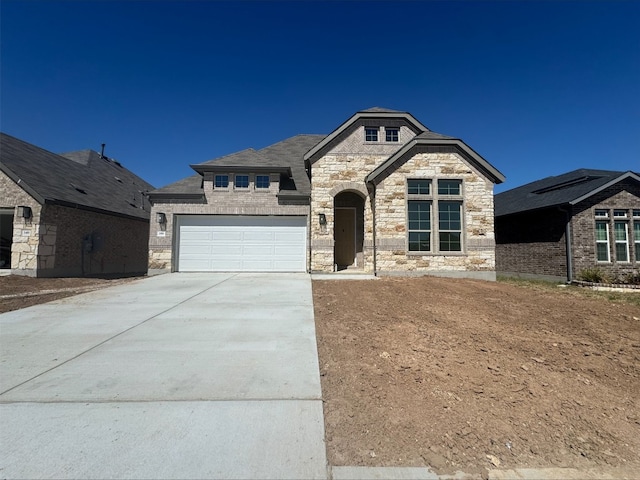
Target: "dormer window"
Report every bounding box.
[365,127,378,142]
[256,175,270,189]
[385,127,399,142]
[235,175,249,189]
[214,175,229,188]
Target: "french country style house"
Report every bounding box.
[495,169,640,282]
[148,108,505,279]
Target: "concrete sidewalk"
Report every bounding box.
[0,273,327,479]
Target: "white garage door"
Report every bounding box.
[177,215,307,272]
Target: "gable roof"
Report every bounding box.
[150,134,325,198]
[0,133,154,220]
[365,135,505,185]
[303,107,429,163]
[495,169,640,217]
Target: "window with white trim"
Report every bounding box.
[595,220,610,262]
[407,178,463,253]
[634,215,640,262]
[614,220,629,262]
[214,174,229,188]
[365,127,378,142]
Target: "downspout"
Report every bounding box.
[559,207,573,283]
[368,181,378,276]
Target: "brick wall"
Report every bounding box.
[496,180,640,281]
[496,208,568,279]
[570,180,640,280]
[148,180,309,272]
[41,204,149,277]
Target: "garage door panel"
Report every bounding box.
[177,215,306,272]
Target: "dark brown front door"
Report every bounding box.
[334,208,356,268]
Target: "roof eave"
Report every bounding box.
[190,164,291,175]
[304,111,429,163]
[365,138,506,185]
[0,163,46,204]
[569,171,640,205]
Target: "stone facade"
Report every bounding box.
[309,124,498,279]
[1,171,44,273]
[496,180,640,281]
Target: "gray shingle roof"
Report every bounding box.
[495,169,640,217]
[0,133,154,220]
[152,134,325,197]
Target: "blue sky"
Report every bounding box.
[2,1,638,193]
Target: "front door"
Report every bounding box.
[334,207,356,268]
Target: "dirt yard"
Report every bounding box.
[313,276,640,477]
[0,275,140,314]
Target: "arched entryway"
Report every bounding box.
[334,191,365,270]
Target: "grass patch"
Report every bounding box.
[497,275,640,308]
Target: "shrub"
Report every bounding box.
[577,267,611,283]
[622,271,640,285]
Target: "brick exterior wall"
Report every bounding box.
[310,122,498,279]
[148,174,308,273]
[570,180,640,280]
[496,208,568,279]
[42,205,149,277]
[496,179,640,281]
[1,171,150,277]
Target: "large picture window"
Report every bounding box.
[407,178,463,253]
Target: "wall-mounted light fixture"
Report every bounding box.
[17,206,32,219]
[156,212,167,224]
[319,213,327,226]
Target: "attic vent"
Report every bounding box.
[114,177,122,183]
[128,202,137,208]
[69,183,87,194]
[532,175,602,194]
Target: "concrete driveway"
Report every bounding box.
[0,273,327,479]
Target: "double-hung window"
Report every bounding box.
[594,209,610,262]
[407,179,463,253]
[614,210,629,262]
[407,180,432,252]
[437,180,463,252]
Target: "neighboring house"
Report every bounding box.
[148,108,505,279]
[0,133,154,277]
[495,169,640,282]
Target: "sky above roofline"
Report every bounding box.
[1,1,638,193]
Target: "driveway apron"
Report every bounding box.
[0,273,327,479]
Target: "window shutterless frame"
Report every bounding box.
[365,127,378,142]
[406,178,464,254]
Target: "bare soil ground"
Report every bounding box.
[313,276,640,477]
[0,275,140,314]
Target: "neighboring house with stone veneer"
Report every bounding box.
[148,108,505,279]
[0,133,154,277]
[495,169,640,282]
